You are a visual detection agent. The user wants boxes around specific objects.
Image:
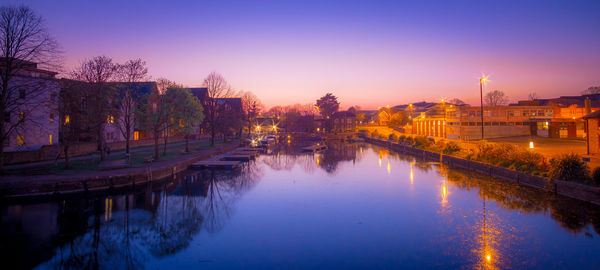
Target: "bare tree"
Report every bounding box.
[70,56,119,161]
[203,72,235,145]
[155,77,180,95]
[116,59,149,154]
[528,92,539,101]
[240,91,263,137]
[448,98,465,105]
[0,5,61,171]
[484,90,509,106]
[582,86,600,95]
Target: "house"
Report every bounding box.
[189,87,243,136]
[2,59,59,151]
[333,111,357,132]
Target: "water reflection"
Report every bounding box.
[0,142,599,269]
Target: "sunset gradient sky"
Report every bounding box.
[8,0,600,109]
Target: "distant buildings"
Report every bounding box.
[407,94,600,140]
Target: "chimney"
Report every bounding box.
[585,98,591,114]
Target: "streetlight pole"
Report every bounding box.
[480,77,487,140]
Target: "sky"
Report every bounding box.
[7,0,600,109]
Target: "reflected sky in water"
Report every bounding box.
[1,142,600,269]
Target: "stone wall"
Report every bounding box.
[364,136,600,206]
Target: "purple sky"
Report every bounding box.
[8,0,600,109]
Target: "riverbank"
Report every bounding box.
[363,137,600,206]
[0,142,240,199]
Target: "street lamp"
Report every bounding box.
[480,76,488,140]
[441,99,446,138]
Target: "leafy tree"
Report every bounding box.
[484,90,509,106]
[166,88,204,152]
[316,93,340,118]
[316,93,339,132]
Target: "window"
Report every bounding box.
[522,110,529,116]
[107,115,114,124]
[49,114,54,123]
[17,135,24,146]
[49,134,53,145]
[4,112,9,123]
[508,111,514,117]
[19,89,25,99]
[133,131,140,141]
[64,115,70,125]
[152,103,157,113]
[18,112,24,122]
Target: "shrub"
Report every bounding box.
[549,153,590,183]
[371,130,379,138]
[413,136,432,148]
[475,142,547,174]
[592,167,600,186]
[399,135,406,142]
[442,141,461,155]
[389,133,398,141]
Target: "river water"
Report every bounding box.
[1,142,599,269]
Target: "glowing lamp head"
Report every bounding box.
[529,141,534,149]
[481,76,488,82]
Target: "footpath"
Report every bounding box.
[0,142,240,198]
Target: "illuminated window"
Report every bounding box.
[49,134,53,145]
[133,131,140,141]
[179,119,184,127]
[17,135,24,146]
[64,115,70,125]
[107,115,114,124]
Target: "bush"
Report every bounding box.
[389,133,398,141]
[592,167,600,186]
[442,141,461,155]
[371,130,379,138]
[475,142,547,175]
[413,136,432,148]
[399,135,406,142]
[549,153,590,183]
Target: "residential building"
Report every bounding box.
[3,59,59,151]
[332,110,357,132]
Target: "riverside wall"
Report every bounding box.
[364,137,600,206]
[0,143,240,199]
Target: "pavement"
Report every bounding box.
[0,141,239,184]
[3,138,210,170]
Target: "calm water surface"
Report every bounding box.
[1,142,600,269]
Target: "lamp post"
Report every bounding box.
[441,99,446,138]
[480,77,487,140]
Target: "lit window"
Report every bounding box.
[17,135,24,146]
[49,134,53,145]
[64,115,70,125]
[179,119,184,127]
[107,115,114,124]
[133,131,140,141]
